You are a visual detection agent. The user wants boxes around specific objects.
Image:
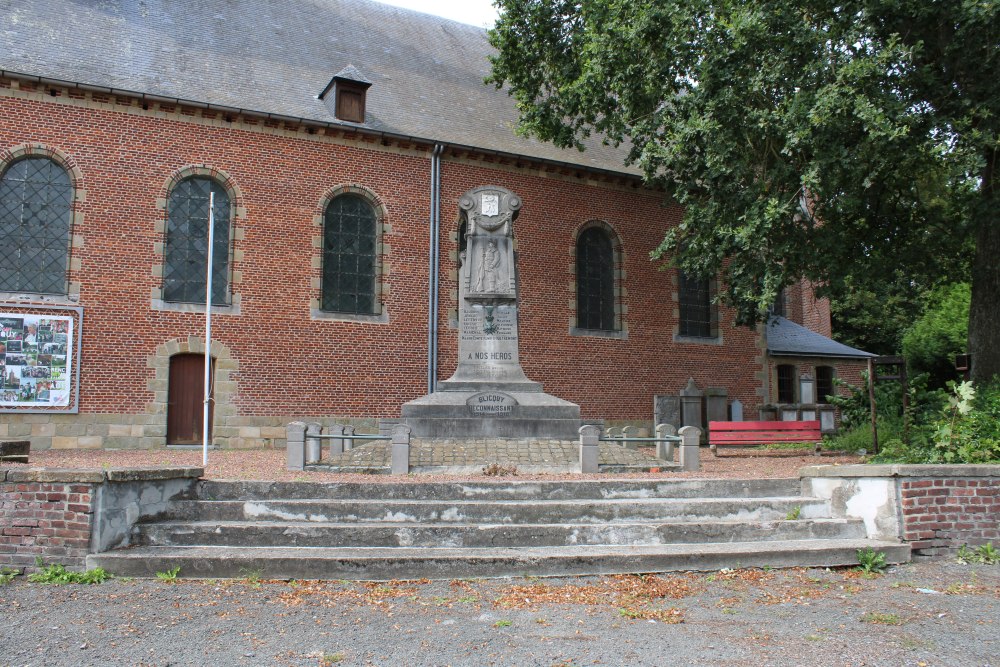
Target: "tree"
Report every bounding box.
[902,282,971,386]
[488,0,998,381]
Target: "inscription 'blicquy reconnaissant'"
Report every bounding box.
[401,186,581,438]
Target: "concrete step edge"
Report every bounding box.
[87,539,912,580]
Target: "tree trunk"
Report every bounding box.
[969,154,999,384]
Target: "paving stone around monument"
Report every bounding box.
[310,438,672,474]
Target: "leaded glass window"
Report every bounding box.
[322,195,378,314]
[0,157,73,294]
[678,271,713,338]
[577,227,616,331]
[777,364,796,403]
[162,177,231,305]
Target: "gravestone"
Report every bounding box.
[402,186,581,438]
[653,395,681,429]
[705,387,728,423]
[730,399,744,422]
[680,378,705,443]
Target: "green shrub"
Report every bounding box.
[901,282,969,388]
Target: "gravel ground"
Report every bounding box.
[1,561,997,667]
[6,448,863,482]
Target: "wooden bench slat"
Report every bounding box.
[711,433,820,443]
[709,420,820,431]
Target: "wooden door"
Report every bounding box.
[167,353,214,445]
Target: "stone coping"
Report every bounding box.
[800,464,1000,479]
[0,466,204,483]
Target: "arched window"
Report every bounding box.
[576,226,617,331]
[162,177,231,305]
[0,157,73,294]
[322,194,378,314]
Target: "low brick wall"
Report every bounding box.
[801,464,1000,557]
[0,466,201,571]
[900,476,1000,555]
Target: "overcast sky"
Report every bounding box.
[374,0,500,28]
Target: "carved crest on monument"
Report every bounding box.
[460,186,520,298]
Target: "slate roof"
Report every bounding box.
[765,316,873,359]
[0,0,637,175]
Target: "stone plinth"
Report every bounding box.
[402,186,580,438]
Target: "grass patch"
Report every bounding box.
[0,567,20,585]
[957,542,999,565]
[27,563,112,585]
[860,612,902,625]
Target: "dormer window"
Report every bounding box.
[319,65,372,124]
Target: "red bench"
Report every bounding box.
[708,420,822,456]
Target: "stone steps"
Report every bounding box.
[87,539,912,580]
[162,496,830,524]
[195,478,803,501]
[86,478,911,579]
[134,517,867,548]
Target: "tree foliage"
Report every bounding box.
[902,282,971,386]
[488,0,999,380]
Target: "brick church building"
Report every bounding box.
[0,0,870,449]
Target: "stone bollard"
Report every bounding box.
[286,422,307,471]
[390,424,412,475]
[342,425,356,451]
[655,424,676,462]
[305,422,323,465]
[678,426,701,472]
[326,424,346,457]
[579,424,600,474]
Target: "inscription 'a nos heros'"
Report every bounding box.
[467,352,513,361]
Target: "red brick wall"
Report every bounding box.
[786,280,832,338]
[1,81,766,439]
[901,478,1000,556]
[0,481,94,570]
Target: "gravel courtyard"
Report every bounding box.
[2,561,998,667]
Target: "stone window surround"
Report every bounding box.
[310,184,390,324]
[568,219,627,339]
[672,272,723,345]
[0,143,86,304]
[146,336,239,446]
[150,165,246,315]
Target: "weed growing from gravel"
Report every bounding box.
[155,566,182,582]
[319,652,345,665]
[27,563,112,585]
[0,567,20,585]
[957,542,999,565]
[494,619,513,628]
[855,547,888,575]
[239,567,264,588]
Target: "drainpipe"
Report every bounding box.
[427,143,445,393]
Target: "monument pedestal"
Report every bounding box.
[401,390,581,439]
[402,186,580,439]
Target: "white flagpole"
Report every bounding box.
[203,192,215,467]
